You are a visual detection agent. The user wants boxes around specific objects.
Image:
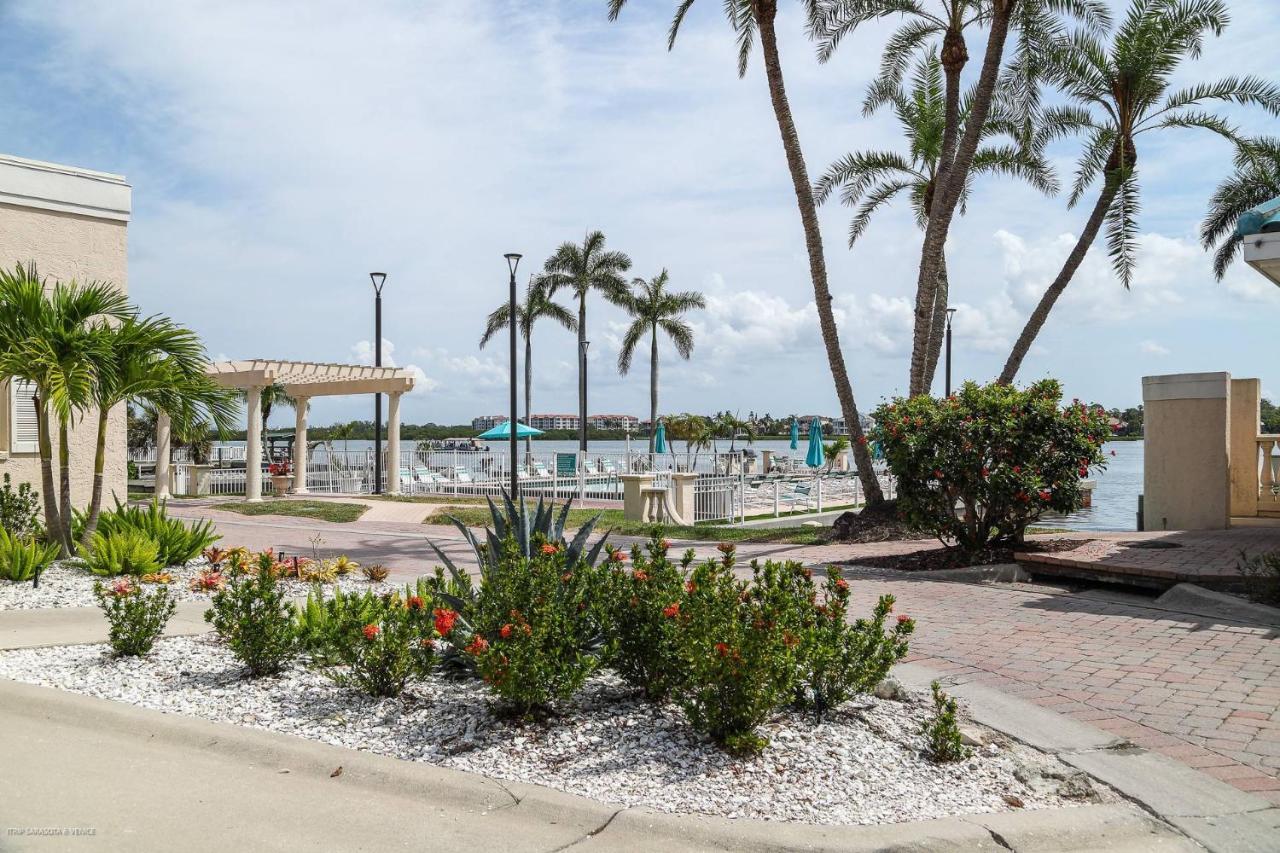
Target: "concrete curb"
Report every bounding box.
[1155,583,1280,628]
[896,662,1280,852]
[0,677,1193,852]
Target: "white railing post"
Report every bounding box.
[816,478,823,513]
[773,481,780,517]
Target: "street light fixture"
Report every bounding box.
[505,253,522,500]
[945,307,958,398]
[369,272,387,494]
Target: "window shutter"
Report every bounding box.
[10,380,39,454]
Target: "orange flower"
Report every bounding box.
[540,543,558,556]
[406,595,425,611]
[465,635,489,654]
[500,624,513,639]
[662,602,680,618]
[433,607,458,636]
[362,623,380,640]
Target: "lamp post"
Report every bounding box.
[505,253,522,499]
[369,272,387,494]
[944,307,957,398]
[579,339,590,456]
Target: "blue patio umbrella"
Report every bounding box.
[653,421,667,454]
[476,420,544,440]
[789,417,800,450]
[805,418,825,469]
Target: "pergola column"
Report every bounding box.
[245,385,263,502]
[292,396,310,494]
[387,391,402,495]
[155,410,172,500]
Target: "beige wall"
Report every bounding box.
[1229,378,1262,518]
[1142,373,1231,531]
[0,155,130,511]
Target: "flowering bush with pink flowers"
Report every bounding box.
[871,379,1109,555]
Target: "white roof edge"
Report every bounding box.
[0,153,131,222]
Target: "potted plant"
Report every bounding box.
[268,461,293,495]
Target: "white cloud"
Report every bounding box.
[350,338,437,394]
[1139,340,1171,356]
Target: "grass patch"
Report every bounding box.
[367,493,490,506]
[423,505,828,545]
[216,500,369,523]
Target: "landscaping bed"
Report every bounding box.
[0,634,1100,826]
[847,539,1090,573]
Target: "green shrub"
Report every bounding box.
[297,585,385,663]
[672,551,802,754]
[923,681,969,762]
[601,538,688,700]
[0,474,40,538]
[795,570,914,718]
[82,529,163,577]
[95,499,219,566]
[1238,550,1280,606]
[204,566,300,676]
[0,528,59,583]
[312,591,435,697]
[871,380,1110,555]
[94,578,176,656]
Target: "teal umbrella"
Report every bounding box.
[804,418,825,469]
[476,420,543,440]
[789,417,799,450]
[653,421,667,454]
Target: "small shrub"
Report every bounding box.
[83,529,163,577]
[204,566,300,676]
[672,552,802,754]
[94,578,176,656]
[140,571,173,585]
[332,555,359,576]
[361,563,389,583]
[0,473,40,538]
[0,528,59,583]
[313,591,435,697]
[1238,550,1280,606]
[872,380,1109,554]
[923,681,969,762]
[602,538,686,700]
[189,567,225,592]
[298,559,338,584]
[297,586,386,664]
[95,499,219,566]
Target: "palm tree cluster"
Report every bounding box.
[480,231,705,455]
[0,262,236,556]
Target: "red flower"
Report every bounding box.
[406,595,425,611]
[981,467,990,478]
[433,607,458,637]
[659,539,672,550]
[835,578,849,592]
[1038,490,1052,501]
[714,642,730,657]
[685,580,697,594]
[662,602,680,618]
[1078,466,1088,477]
[897,614,911,625]
[540,543,558,556]
[362,623,380,640]
[609,550,627,563]
[1013,465,1022,474]
[500,624,513,639]
[716,542,735,555]
[466,635,489,655]
[632,569,649,582]
[933,469,944,479]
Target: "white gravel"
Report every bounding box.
[0,561,396,611]
[0,635,1101,826]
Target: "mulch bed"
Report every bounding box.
[846,539,1090,573]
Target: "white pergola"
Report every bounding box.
[154,359,415,502]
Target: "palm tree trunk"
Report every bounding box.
[80,408,109,547]
[577,294,587,455]
[524,333,533,459]
[649,326,658,455]
[908,1,1016,396]
[754,1,883,506]
[999,180,1119,384]
[922,254,950,391]
[33,395,61,551]
[57,417,75,555]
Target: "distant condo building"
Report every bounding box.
[471,414,639,432]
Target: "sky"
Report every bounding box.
[2,0,1278,428]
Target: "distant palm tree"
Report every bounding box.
[712,411,757,456]
[541,230,632,455]
[616,270,705,453]
[1201,137,1280,279]
[999,0,1280,383]
[665,412,713,472]
[480,276,577,455]
[816,50,1058,385]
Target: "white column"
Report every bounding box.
[387,392,402,495]
[245,385,262,503]
[292,396,309,494]
[155,411,172,500]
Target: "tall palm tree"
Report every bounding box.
[80,316,238,544]
[480,276,577,455]
[815,0,1110,395]
[664,412,714,472]
[1201,137,1280,279]
[540,230,632,454]
[816,50,1058,385]
[608,0,889,506]
[998,0,1280,383]
[616,270,705,453]
[0,263,133,555]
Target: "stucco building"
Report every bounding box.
[0,154,131,507]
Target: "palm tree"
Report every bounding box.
[815,0,1110,395]
[79,316,238,544]
[616,270,705,453]
[0,263,133,555]
[480,276,577,456]
[712,411,757,456]
[1201,137,1280,279]
[665,412,714,472]
[816,50,1058,385]
[998,0,1280,383]
[608,0,888,506]
[540,230,631,455]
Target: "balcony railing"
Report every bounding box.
[1256,435,1280,516]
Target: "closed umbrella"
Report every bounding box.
[789,417,799,450]
[654,421,667,454]
[805,418,825,469]
[476,421,543,440]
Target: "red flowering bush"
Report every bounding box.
[871,379,1109,554]
[601,538,687,700]
[300,586,436,697]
